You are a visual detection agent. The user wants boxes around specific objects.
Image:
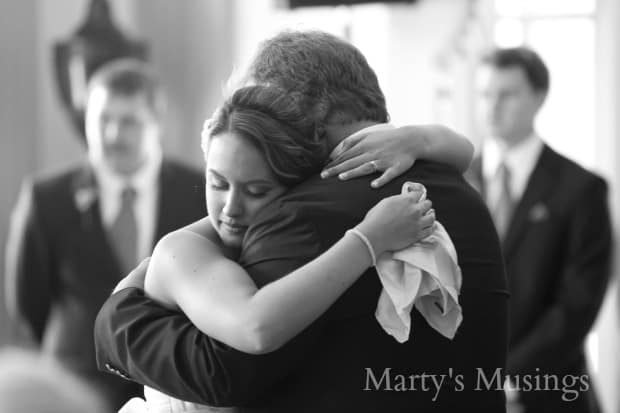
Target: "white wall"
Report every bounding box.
[131,0,235,167]
[594,0,620,411]
[0,0,38,344]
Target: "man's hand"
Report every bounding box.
[112,257,150,295]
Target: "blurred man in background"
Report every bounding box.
[4,58,205,410]
[0,348,106,413]
[467,46,612,413]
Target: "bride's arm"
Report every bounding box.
[410,125,474,171]
[322,125,474,187]
[146,190,434,355]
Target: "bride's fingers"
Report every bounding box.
[137,256,151,268]
[402,187,426,203]
[371,162,412,188]
[418,213,436,230]
[414,199,433,215]
[336,160,381,181]
[331,133,369,159]
[133,257,151,276]
[324,144,367,169]
[418,223,436,240]
[321,154,373,178]
[112,258,150,295]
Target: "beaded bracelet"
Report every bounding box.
[346,228,377,267]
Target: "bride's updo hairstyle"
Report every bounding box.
[202,85,328,186]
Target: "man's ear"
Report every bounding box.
[534,90,548,110]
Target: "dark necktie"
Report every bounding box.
[108,187,138,275]
[491,162,513,240]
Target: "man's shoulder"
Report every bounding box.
[542,146,607,191]
[251,160,485,240]
[11,165,84,231]
[24,164,86,203]
[280,161,480,212]
[160,158,204,182]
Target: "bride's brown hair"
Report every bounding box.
[203,85,328,186]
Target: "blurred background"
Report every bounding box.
[0,0,618,411]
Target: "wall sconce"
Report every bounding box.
[53,0,148,141]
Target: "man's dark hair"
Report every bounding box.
[482,47,550,93]
[245,30,389,127]
[88,58,164,114]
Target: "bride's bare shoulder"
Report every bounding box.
[181,217,221,244]
[155,218,222,260]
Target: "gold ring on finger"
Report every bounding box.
[369,160,379,173]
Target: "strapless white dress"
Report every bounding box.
[119,387,235,413]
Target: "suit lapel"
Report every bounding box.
[502,145,555,259]
[71,165,100,232]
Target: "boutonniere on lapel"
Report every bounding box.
[528,202,549,223]
[74,185,98,213]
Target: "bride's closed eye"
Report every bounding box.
[209,176,228,191]
[208,172,275,199]
[245,185,272,198]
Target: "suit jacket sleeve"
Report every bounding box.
[507,176,612,374]
[4,180,54,344]
[94,204,326,406]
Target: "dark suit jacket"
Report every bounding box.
[5,159,205,410]
[95,161,509,412]
[466,145,612,413]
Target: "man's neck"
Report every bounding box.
[497,127,535,150]
[324,120,378,152]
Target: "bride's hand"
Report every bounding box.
[322,125,474,187]
[355,184,435,256]
[112,257,150,295]
[321,126,421,188]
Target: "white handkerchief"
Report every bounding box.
[141,386,230,412]
[375,183,463,343]
[119,397,148,413]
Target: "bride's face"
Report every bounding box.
[205,132,287,248]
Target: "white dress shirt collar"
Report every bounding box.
[482,133,544,203]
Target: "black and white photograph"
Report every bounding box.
[0,0,618,412]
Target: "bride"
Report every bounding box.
[120,85,473,412]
